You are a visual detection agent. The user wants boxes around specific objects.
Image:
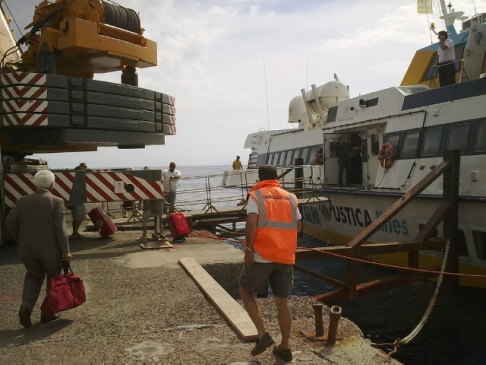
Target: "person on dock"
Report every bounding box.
[70,162,88,239]
[137,199,167,244]
[5,170,72,328]
[233,155,243,170]
[239,165,302,362]
[437,30,456,87]
[162,162,181,213]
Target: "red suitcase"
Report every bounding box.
[88,206,117,238]
[167,213,190,240]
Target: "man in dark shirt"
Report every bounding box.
[331,137,353,185]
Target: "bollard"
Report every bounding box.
[327,305,342,346]
[313,303,324,336]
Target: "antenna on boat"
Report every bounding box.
[263,58,270,130]
[306,59,309,92]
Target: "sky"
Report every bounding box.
[3,0,485,169]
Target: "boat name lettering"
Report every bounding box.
[329,204,408,235]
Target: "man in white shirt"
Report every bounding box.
[162,162,181,211]
[437,30,456,87]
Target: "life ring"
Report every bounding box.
[378,143,395,169]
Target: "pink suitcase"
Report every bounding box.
[167,213,190,240]
[88,206,117,237]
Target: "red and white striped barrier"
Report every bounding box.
[3,171,163,208]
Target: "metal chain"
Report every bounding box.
[400,239,450,344]
[372,239,450,357]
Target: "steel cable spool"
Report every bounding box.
[101,1,140,34]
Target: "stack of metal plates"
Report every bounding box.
[0,71,176,152]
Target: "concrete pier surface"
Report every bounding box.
[0,226,400,364]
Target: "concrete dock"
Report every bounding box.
[0,225,400,364]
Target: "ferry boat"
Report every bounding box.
[222,3,486,288]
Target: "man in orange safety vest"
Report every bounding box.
[239,165,302,362]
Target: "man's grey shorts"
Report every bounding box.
[70,205,86,221]
[239,262,293,298]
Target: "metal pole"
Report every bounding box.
[295,158,304,198]
[313,303,324,336]
[327,306,342,346]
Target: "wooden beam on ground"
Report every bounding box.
[178,257,258,341]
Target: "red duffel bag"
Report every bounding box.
[41,263,86,314]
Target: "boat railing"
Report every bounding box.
[171,166,326,212]
[103,167,328,223]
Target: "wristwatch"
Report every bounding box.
[244,246,253,253]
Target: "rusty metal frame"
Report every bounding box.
[294,150,460,304]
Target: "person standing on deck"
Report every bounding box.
[437,30,456,87]
[330,137,353,185]
[233,155,243,170]
[239,165,302,362]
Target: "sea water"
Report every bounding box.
[177,165,486,365]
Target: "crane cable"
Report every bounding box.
[101,1,140,34]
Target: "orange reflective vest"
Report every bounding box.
[248,180,298,264]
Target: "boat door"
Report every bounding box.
[362,127,383,186]
[323,134,340,184]
[323,133,362,185]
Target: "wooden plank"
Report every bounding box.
[178,257,258,341]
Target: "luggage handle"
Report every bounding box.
[61,262,74,275]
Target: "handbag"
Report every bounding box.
[41,263,86,314]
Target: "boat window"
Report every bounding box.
[293,148,304,164]
[385,134,400,149]
[473,230,486,260]
[285,149,295,166]
[447,123,470,154]
[257,154,267,167]
[422,43,465,81]
[311,206,320,224]
[457,229,468,258]
[308,145,318,164]
[302,206,313,222]
[419,223,441,253]
[327,106,338,123]
[301,147,310,164]
[273,152,280,166]
[418,223,440,238]
[421,127,443,156]
[277,151,287,167]
[474,120,486,152]
[267,153,274,165]
[370,134,380,156]
[401,131,420,158]
[361,139,368,162]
